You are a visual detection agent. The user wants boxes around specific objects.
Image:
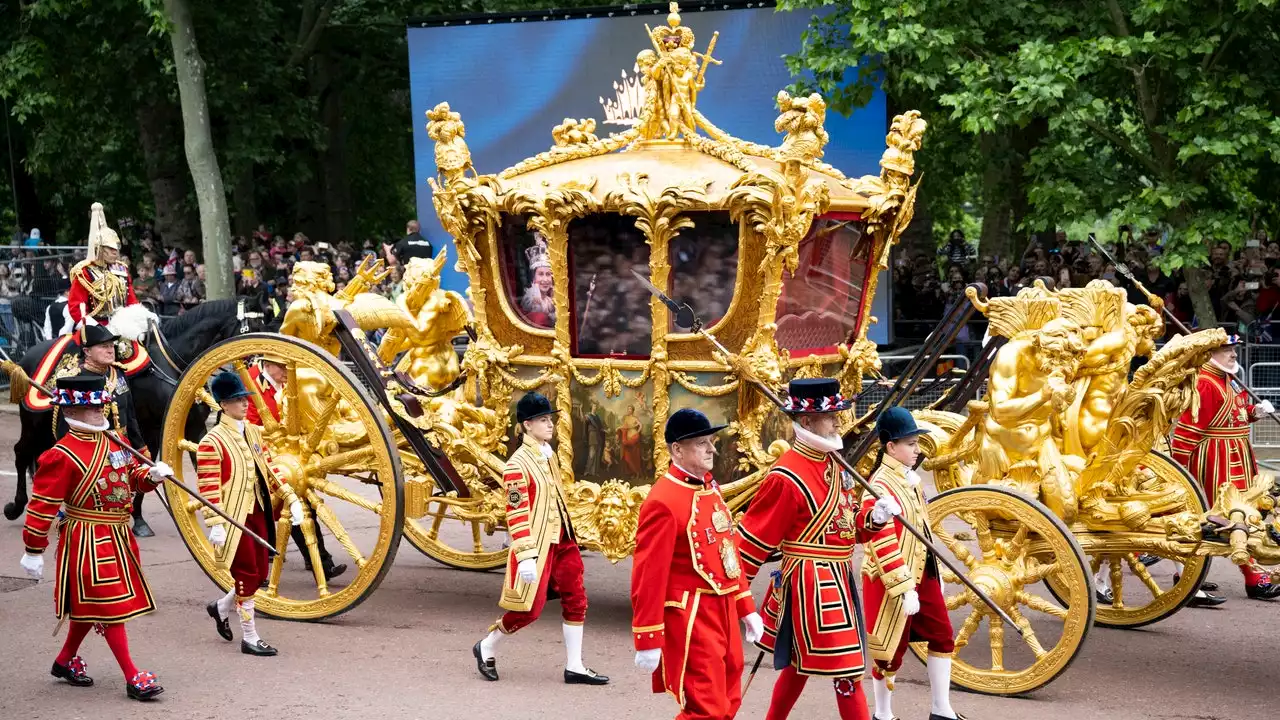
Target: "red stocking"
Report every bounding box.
[100,623,140,681]
[765,665,809,720]
[56,621,93,665]
[834,678,872,720]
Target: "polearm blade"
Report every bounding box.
[0,347,276,556]
[634,282,1028,637]
[629,269,697,330]
[1085,235,1279,420]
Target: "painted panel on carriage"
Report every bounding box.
[408,5,891,344]
[569,378,654,486]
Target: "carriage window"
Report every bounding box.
[775,217,871,356]
[570,215,652,358]
[500,219,556,329]
[668,212,739,331]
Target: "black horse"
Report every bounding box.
[4,298,274,532]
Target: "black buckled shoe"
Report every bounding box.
[304,560,349,581]
[207,601,233,641]
[564,668,610,685]
[1187,590,1226,608]
[132,517,155,538]
[1096,586,1114,605]
[928,714,967,720]
[1171,572,1220,593]
[1246,581,1280,600]
[474,641,498,681]
[241,639,278,656]
[1136,553,1161,567]
[50,656,93,687]
[126,671,163,701]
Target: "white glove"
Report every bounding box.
[870,496,903,525]
[289,500,304,526]
[1258,400,1275,415]
[209,524,227,547]
[902,589,921,616]
[634,648,662,672]
[20,553,43,579]
[148,461,174,481]
[517,557,538,585]
[741,611,764,644]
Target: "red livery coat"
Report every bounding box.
[1170,363,1260,501]
[245,366,280,426]
[195,415,293,568]
[631,464,755,718]
[738,440,869,678]
[22,429,160,622]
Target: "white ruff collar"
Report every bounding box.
[792,422,843,454]
[1210,358,1240,375]
[66,417,109,433]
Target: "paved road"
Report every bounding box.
[0,411,1275,720]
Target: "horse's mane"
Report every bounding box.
[159,299,241,337]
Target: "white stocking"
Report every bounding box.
[216,589,235,620]
[237,597,260,644]
[563,623,586,673]
[872,673,894,720]
[479,629,502,661]
[927,653,957,718]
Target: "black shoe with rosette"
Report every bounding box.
[126,671,164,700]
[50,656,93,687]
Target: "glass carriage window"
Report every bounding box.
[569,214,653,358]
[500,218,557,329]
[668,212,739,331]
[775,216,871,356]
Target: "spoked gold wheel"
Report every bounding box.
[403,500,508,570]
[910,485,1094,695]
[1046,451,1211,629]
[162,334,403,620]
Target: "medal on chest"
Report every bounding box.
[108,449,128,468]
[99,471,130,505]
[720,538,741,579]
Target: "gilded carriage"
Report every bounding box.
[160,4,928,621]
[153,3,1280,700]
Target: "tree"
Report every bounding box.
[783,0,1280,324]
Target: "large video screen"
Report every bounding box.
[407,3,891,343]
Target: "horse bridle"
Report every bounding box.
[146,300,262,388]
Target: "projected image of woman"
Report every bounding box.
[521,234,556,327]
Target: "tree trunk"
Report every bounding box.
[1182,265,1218,327]
[135,100,199,251]
[231,162,257,240]
[317,53,354,246]
[162,0,234,299]
[978,132,1015,265]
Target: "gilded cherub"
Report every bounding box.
[377,250,471,390]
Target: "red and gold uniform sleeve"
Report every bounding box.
[22,449,75,554]
[126,449,160,495]
[630,498,676,651]
[858,490,912,597]
[196,437,225,527]
[737,471,800,583]
[504,460,537,562]
[67,268,91,325]
[1171,375,1221,464]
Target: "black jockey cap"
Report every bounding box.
[664,408,726,444]
[516,392,557,423]
[210,371,253,403]
[875,407,930,444]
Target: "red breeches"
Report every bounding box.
[499,539,587,633]
[231,506,270,598]
[874,571,954,675]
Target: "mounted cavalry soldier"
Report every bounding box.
[859,407,965,720]
[1171,333,1280,600]
[631,408,762,720]
[738,378,891,720]
[473,392,608,686]
[17,374,173,701]
[198,371,305,656]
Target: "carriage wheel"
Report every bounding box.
[403,503,508,571]
[908,485,1094,696]
[1044,451,1211,629]
[161,334,403,621]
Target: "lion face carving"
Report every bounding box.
[568,479,649,562]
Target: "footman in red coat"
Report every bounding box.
[18,374,173,701]
[630,408,763,720]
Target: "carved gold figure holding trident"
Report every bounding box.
[973,287,1086,521]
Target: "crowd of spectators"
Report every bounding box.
[895,227,1279,343]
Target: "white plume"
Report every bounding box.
[108,304,158,342]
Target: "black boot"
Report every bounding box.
[50,657,93,687]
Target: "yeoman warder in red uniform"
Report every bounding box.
[18,374,172,700]
[630,408,763,720]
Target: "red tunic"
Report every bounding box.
[67,260,139,325]
[245,366,280,426]
[1170,363,1260,501]
[631,464,755,718]
[22,429,160,622]
[738,441,869,678]
[497,436,580,616]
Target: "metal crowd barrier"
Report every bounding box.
[1248,362,1280,448]
[860,354,972,411]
